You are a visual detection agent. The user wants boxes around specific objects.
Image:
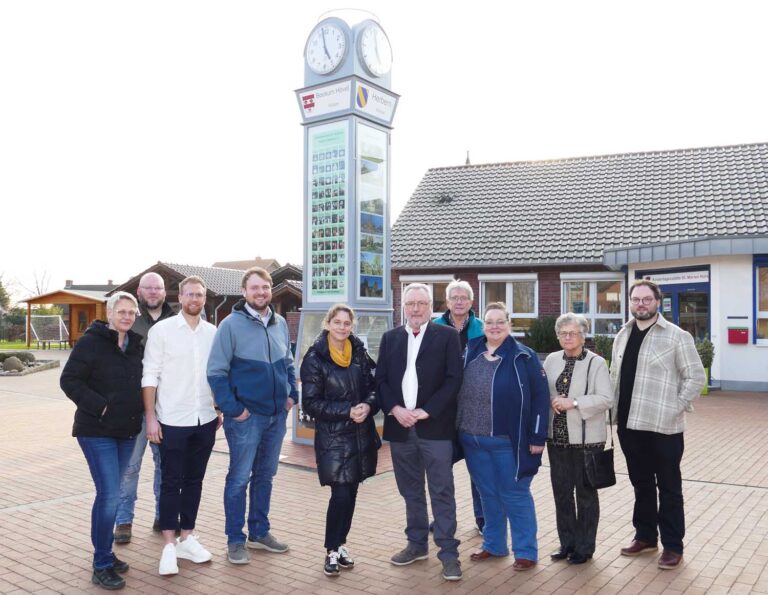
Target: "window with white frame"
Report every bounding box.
[399,275,453,321]
[560,273,625,336]
[756,259,768,343]
[479,274,538,335]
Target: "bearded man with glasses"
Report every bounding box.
[611,279,705,570]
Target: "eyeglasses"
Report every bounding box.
[557,331,582,338]
[114,310,137,318]
[484,319,509,327]
[630,296,656,305]
[449,295,470,303]
[182,292,205,299]
[404,301,430,308]
[139,286,164,292]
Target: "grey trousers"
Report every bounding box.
[547,442,601,556]
[390,428,460,561]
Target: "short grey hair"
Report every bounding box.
[403,282,432,301]
[446,279,473,302]
[555,312,589,336]
[107,291,139,314]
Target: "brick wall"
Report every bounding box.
[286,311,301,343]
[393,265,604,326]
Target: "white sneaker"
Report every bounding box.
[176,534,213,563]
[159,543,179,575]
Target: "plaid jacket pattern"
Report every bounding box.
[610,315,706,434]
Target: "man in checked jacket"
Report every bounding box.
[610,279,705,570]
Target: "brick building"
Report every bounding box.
[391,142,768,391]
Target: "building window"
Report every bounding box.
[399,275,454,320]
[479,274,538,336]
[560,273,625,336]
[756,258,768,343]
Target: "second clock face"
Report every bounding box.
[306,23,347,75]
[358,22,392,77]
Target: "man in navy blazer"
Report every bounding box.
[376,283,464,581]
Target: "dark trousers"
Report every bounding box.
[158,418,217,531]
[324,483,359,551]
[391,428,460,562]
[618,428,685,554]
[547,443,601,556]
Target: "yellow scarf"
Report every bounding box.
[328,336,352,368]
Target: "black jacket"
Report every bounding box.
[131,301,175,345]
[60,321,144,438]
[300,331,380,486]
[376,322,463,442]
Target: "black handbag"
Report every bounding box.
[581,358,617,489]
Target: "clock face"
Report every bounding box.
[358,22,392,78]
[305,23,347,75]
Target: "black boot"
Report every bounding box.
[91,567,126,590]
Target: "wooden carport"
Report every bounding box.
[20,289,107,348]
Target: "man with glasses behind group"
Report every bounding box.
[434,279,485,535]
[114,272,176,544]
[611,279,705,570]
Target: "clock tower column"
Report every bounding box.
[292,15,398,444]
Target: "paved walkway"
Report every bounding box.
[1,351,767,594]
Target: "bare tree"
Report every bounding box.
[19,270,52,297]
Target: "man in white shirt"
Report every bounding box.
[142,276,221,576]
[375,283,464,581]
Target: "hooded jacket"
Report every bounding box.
[300,331,380,486]
[464,334,550,479]
[60,320,144,438]
[207,300,298,418]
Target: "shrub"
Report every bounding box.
[0,352,36,364]
[593,335,615,359]
[695,336,715,369]
[524,316,560,353]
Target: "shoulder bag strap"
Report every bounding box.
[581,356,594,445]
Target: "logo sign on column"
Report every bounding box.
[298,81,352,120]
[353,81,396,123]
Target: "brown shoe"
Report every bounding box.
[620,540,658,556]
[512,558,536,571]
[113,523,132,545]
[470,550,504,561]
[658,549,683,569]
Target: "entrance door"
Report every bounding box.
[660,283,709,340]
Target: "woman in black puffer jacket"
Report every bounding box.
[300,303,380,577]
[60,291,144,591]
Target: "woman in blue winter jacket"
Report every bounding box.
[458,302,550,571]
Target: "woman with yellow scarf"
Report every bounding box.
[300,304,380,577]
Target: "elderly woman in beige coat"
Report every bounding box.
[544,313,613,565]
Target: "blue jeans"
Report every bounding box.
[116,416,162,524]
[78,436,137,569]
[223,409,287,544]
[460,432,538,560]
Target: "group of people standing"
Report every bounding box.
[60,271,705,589]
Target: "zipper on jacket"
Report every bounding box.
[258,321,277,416]
[511,351,529,482]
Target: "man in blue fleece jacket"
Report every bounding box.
[207,267,298,565]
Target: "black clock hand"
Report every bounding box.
[321,28,332,61]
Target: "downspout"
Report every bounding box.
[213,296,228,325]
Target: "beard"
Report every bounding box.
[139,297,164,310]
[632,306,658,321]
[182,303,203,317]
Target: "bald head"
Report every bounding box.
[137,272,166,312]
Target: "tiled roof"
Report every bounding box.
[392,142,768,268]
[211,257,281,272]
[162,262,244,296]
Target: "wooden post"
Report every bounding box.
[26,303,31,348]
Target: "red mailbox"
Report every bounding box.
[728,328,749,344]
